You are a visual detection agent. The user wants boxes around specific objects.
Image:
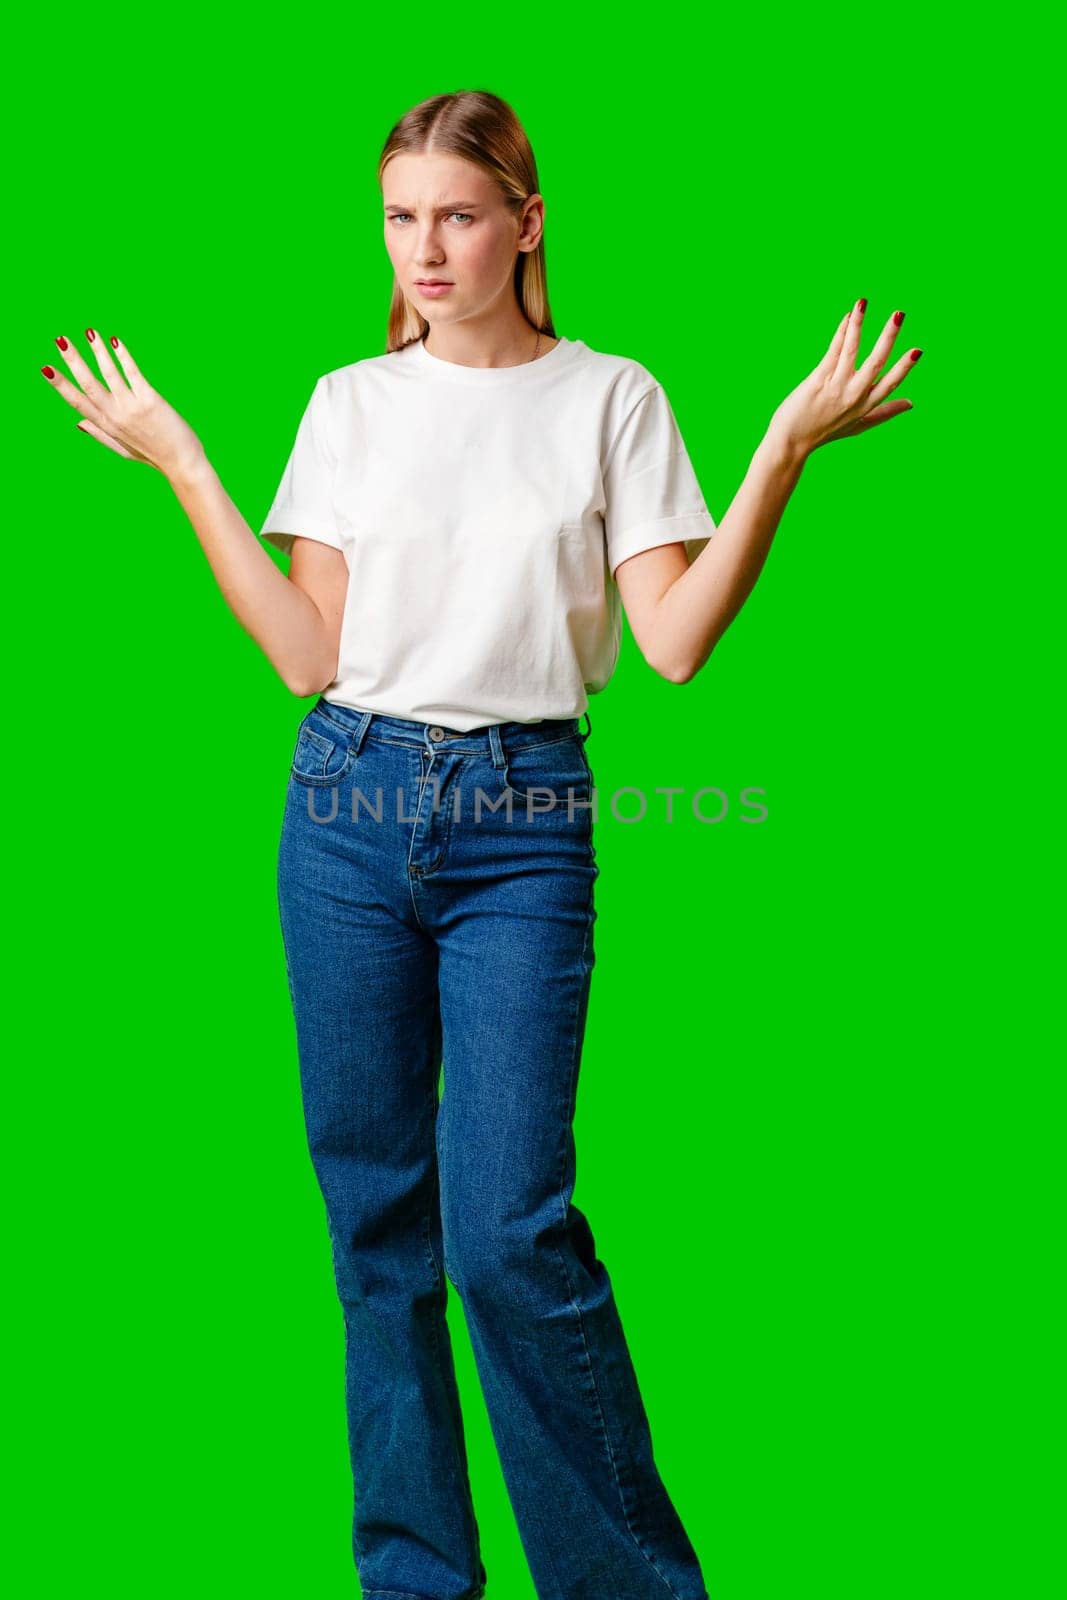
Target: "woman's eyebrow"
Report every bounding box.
[384,201,484,211]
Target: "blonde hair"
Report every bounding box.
[378,90,557,354]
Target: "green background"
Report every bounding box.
[8,3,1058,1597]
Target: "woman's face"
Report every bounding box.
[382,151,543,327]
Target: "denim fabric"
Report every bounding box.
[276,699,709,1600]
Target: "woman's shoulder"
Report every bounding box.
[571,338,660,397]
[318,347,413,387]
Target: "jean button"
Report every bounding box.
[428,726,445,741]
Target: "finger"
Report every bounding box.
[40,360,112,430]
[857,308,907,389]
[75,417,136,459]
[51,331,115,411]
[106,333,149,395]
[833,296,867,379]
[83,324,131,394]
[858,398,914,430]
[816,308,854,375]
[863,346,924,408]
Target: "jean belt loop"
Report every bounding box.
[580,710,592,743]
[488,724,507,771]
[349,711,373,759]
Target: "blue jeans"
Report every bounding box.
[276,699,709,1600]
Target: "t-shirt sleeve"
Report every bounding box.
[258,375,344,558]
[603,382,717,579]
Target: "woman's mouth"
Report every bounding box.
[416,281,454,297]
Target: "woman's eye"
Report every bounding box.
[389,212,473,226]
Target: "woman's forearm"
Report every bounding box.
[166,454,336,696]
[657,430,809,682]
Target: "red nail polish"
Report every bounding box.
[85,328,95,342]
[55,335,69,350]
[893,311,905,326]
[41,365,56,378]
[858,298,867,312]
[911,348,922,360]
[110,336,119,349]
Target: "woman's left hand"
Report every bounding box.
[766,298,923,458]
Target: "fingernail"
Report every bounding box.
[85,328,96,343]
[858,298,867,312]
[41,365,56,378]
[110,336,119,349]
[55,335,69,350]
[911,348,923,360]
[893,311,905,326]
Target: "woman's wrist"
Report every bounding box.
[759,425,811,474]
[163,448,213,492]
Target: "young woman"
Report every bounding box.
[41,89,921,1600]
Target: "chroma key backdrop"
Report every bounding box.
[7,4,1058,1599]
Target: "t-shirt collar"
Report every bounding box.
[406,333,582,385]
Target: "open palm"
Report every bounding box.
[41,328,204,478]
[768,298,923,456]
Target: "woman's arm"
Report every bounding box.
[620,298,921,683]
[43,329,339,697]
[618,432,806,683]
[167,457,342,697]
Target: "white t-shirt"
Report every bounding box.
[258,334,717,730]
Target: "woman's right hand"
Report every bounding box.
[42,328,206,479]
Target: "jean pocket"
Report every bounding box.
[501,734,593,806]
[290,709,355,787]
